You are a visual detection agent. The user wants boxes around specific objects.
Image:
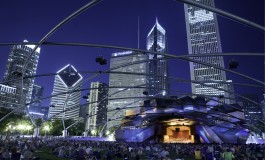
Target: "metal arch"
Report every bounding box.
[2,41,263,85]
[48,92,243,126]
[1,70,263,89]
[0,41,263,85]
[0,70,260,123]
[0,42,263,57]
[175,0,265,32]
[22,0,102,70]
[169,76,260,106]
[102,104,246,134]
[18,0,102,127]
[42,85,249,132]
[83,83,146,132]
[1,73,259,123]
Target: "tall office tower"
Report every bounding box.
[239,95,262,125]
[107,51,147,129]
[29,84,44,119]
[146,19,169,97]
[86,82,108,131]
[1,40,40,109]
[184,0,233,104]
[29,84,44,113]
[226,80,235,104]
[48,64,82,121]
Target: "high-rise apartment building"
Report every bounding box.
[147,19,169,97]
[86,82,108,131]
[107,51,147,129]
[239,94,262,124]
[48,64,82,121]
[0,40,40,109]
[184,0,233,104]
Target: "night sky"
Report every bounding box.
[0,0,264,107]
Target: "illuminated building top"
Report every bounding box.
[57,64,83,88]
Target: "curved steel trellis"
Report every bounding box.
[0,0,263,135]
[2,41,262,85]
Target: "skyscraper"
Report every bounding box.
[0,40,40,109]
[29,84,44,119]
[107,51,147,130]
[48,64,82,121]
[239,94,263,134]
[86,82,108,132]
[184,0,232,104]
[147,19,169,97]
[29,84,44,113]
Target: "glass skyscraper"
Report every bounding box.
[147,19,169,97]
[107,51,147,130]
[184,0,232,104]
[48,64,82,121]
[0,40,40,109]
[87,82,108,131]
[29,84,44,119]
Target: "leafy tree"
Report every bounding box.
[0,108,23,134]
[71,121,85,136]
[40,121,52,136]
[49,119,64,136]
[35,118,42,127]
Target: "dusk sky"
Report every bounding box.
[0,0,264,107]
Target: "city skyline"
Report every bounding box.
[0,0,264,108]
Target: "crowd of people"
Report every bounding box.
[0,136,264,160]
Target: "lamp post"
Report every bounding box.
[44,125,49,137]
[26,125,32,135]
[17,124,24,135]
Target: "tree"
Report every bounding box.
[35,118,42,127]
[40,121,52,136]
[0,108,24,134]
[49,119,63,136]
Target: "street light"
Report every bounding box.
[26,125,32,135]
[44,125,49,136]
[106,130,110,135]
[17,124,24,134]
[91,129,96,136]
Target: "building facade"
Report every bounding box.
[107,51,147,130]
[239,95,263,124]
[86,82,108,132]
[29,84,44,113]
[146,19,169,97]
[184,0,233,104]
[1,40,40,109]
[29,84,44,119]
[48,64,82,121]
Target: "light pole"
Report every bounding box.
[17,124,24,135]
[44,125,49,137]
[26,125,32,135]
